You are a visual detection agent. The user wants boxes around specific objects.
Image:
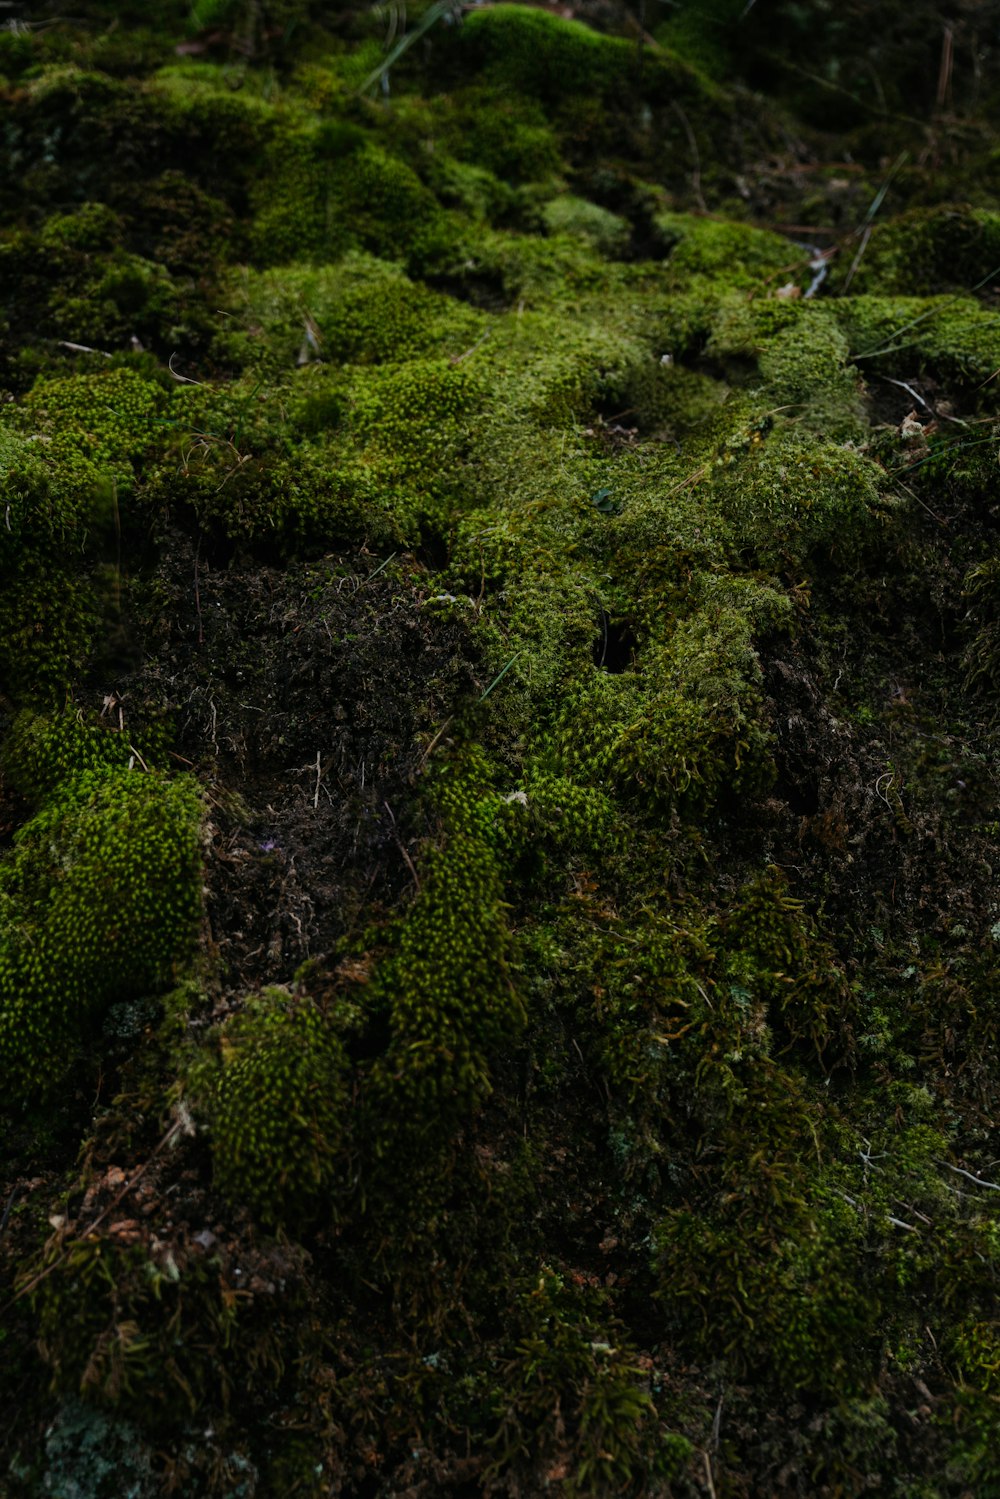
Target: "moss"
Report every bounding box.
[706,300,867,438]
[839,293,1000,391]
[440,87,564,185]
[219,255,485,372]
[489,1267,691,1495]
[655,211,807,293]
[0,555,100,706]
[28,1228,304,1425]
[456,6,643,105]
[0,768,202,1103]
[211,989,352,1228]
[830,204,1000,296]
[708,430,888,572]
[541,194,630,258]
[249,134,444,267]
[370,754,525,1146]
[553,596,779,818]
[721,869,855,1061]
[1,707,132,805]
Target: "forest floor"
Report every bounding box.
[3,2,1000,1495]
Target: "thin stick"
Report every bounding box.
[383,801,421,892]
[194,542,204,645]
[671,102,707,214]
[58,339,111,358]
[937,1159,1000,1192]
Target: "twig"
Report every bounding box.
[937,1159,1000,1192]
[383,801,421,892]
[671,102,706,213]
[413,717,453,778]
[57,339,111,358]
[936,23,954,111]
[450,328,491,366]
[313,751,322,810]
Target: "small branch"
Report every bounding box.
[449,328,491,366]
[671,102,707,214]
[383,801,421,893]
[58,339,111,358]
[937,1159,1000,1192]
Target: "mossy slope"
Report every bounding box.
[3,3,1000,1495]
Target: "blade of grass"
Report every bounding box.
[357,0,458,96]
[479,653,523,703]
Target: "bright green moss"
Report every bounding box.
[0,768,202,1103]
[840,293,1000,391]
[656,212,806,293]
[707,300,866,437]
[220,255,485,372]
[371,755,525,1140]
[19,366,165,502]
[1,706,132,804]
[211,989,351,1227]
[457,5,640,103]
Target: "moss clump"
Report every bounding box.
[709,430,887,572]
[722,869,855,1061]
[554,598,779,818]
[250,135,444,268]
[371,756,524,1143]
[490,1267,691,1495]
[839,293,1000,391]
[0,768,202,1102]
[656,211,807,293]
[653,1171,873,1396]
[706,300,867,438]
[211,989,351,1228]
[830,205,1000,296]
[541,195,630,258]
[1,706,132,805]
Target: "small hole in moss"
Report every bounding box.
[594,616,636,672]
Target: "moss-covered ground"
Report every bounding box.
[4,1,1000,1493]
